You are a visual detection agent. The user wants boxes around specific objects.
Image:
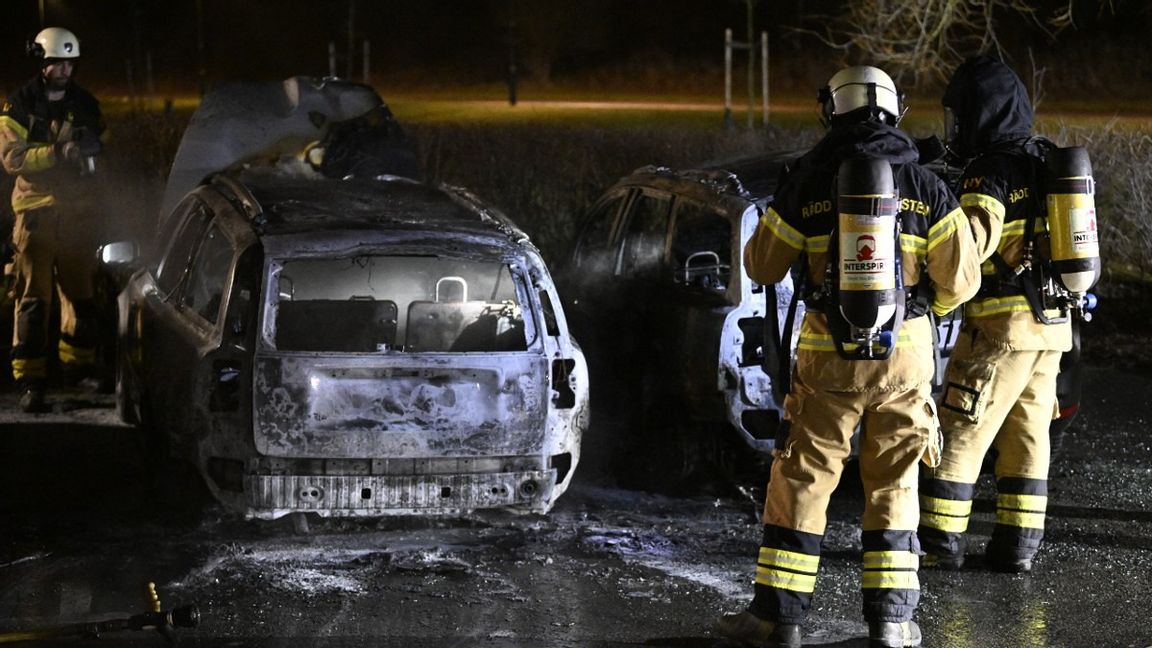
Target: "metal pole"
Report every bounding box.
[38,0,45,26]
[328,41,337,78]
[761,31,769,126]
[723,28,733,130]
[745,0,756,129]
[507,0,518,106]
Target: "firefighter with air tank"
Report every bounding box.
[0,27,106,413]
[716,65,981,648]
[919,56,1100,574]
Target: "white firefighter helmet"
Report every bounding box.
[31,27,80,60]
[819,65,904,126]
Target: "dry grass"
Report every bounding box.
[99,106,1149,283]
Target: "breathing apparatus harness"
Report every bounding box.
[799,158,933,360]
[972,137,1099,325]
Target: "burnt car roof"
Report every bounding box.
[603,148,802,210]
[702,149,803,201]
[217,171,537,260]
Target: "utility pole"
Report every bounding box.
[506,0,518,106]
[38,0,45,26]
[745,0,758,129]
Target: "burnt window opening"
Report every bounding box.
[182,223,234,324]
[156,201,211,297]
[620,192,672,277]
[671,201,732,292]
[273,256,529,353]
[575,195,624,271]
[538,288,561,337]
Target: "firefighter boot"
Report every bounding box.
[985,555,1033,574]
[715,610,801,648]
[920,552,964,570]
[868,620,922,647]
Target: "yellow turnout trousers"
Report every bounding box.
[9,205,99,384]
[920,331,1061,564]
[750,375,935,624]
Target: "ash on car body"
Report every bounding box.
[108,77,589,520]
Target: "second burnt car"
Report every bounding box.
[107,78,588,522]
[561,152,1083,486]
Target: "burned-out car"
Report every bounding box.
[558,159,798,483]
[110,78,588,520]
[562,153,1082,484]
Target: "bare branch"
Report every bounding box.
[804,0,1098,86]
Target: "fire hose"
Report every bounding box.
[0,582,199,644]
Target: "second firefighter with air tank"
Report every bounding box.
[919,55,1100,574]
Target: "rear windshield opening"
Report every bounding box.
[273,255,528,353]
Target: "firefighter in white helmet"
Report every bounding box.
[1,27,106,412]
[715,65,981,648]
[919,56,1096,574]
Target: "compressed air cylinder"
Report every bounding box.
[837,157,899,330]
[1046,146,1101,293]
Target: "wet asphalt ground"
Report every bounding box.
[0,363,1150,647]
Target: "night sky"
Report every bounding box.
[0,0,802,95]
[1,1,1148,102]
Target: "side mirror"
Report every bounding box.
[98,240,139,266]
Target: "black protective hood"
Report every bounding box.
[943,55,1034,159]
[802,120,920,173]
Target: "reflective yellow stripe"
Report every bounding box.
[797,325,929,352]
[0,115,57,173]
[59,340,96,365]
[999,494,1048,512]
[807,234,829,254]
[965,294,1034,318]
[0,114,28,139]
[927,207,965,252]
[13,195,56,212]
[920,495,973,517]
[920,511,970,533]
[861,571,920,590]
[755,569,818,592]
[900,233,927,260]
[960,193,1006,220]
[758,547,820,573]
[997,509,1046,530]
[999,218,1047,239]
[863,551,919,570]
[11,357,48,380]
[761,207,805,250]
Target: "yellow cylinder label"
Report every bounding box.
[839,213,896,291]
[1048,192,1099,261]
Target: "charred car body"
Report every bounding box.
[562,152,1081,482]
[111,78,588,519]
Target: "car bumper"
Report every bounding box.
[242,469,558,519]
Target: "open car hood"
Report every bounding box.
[162,76,411,219]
